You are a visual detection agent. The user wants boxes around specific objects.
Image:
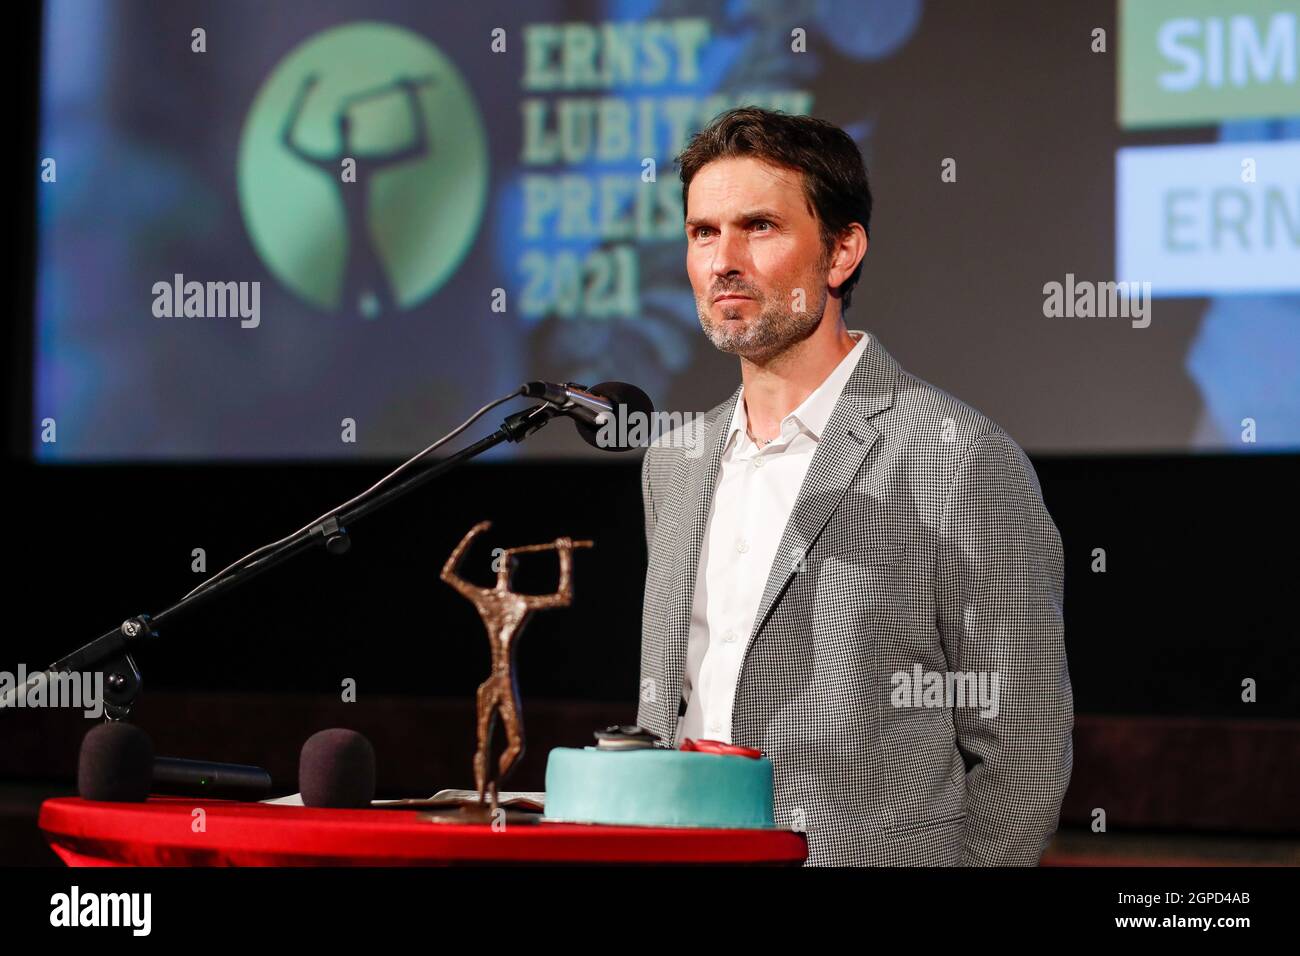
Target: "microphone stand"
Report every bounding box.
[2,399,565,720]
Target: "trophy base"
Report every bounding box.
[417,797,543,826]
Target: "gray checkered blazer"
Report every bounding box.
[635,332,1073,866]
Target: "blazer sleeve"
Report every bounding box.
[936,431,1074,865]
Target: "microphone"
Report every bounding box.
[151,757,272,799]
[79,723,151,802]
[298,728,376,809]
[521,380,654,451]
[78,722,273,802]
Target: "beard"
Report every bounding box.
[696,277,828,360]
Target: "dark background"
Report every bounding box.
[2,455,1295,715]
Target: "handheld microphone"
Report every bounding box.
[151,756,273,799]
[78,722,152,802]
[78,722,273,802]
[299,728,376,809]
[521,380,654,451]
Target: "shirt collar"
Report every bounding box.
[725,329,869,452]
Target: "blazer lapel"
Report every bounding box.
[740,334,899,656]
[746,407,877,647]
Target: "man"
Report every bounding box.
[635,107,1073,866]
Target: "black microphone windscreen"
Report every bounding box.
[78,721,153,803]
[575,381,656,451]
[299,728,376,809]
[592,381,654,418]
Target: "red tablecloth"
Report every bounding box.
[39,797,808,866]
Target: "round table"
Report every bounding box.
[39,797,809,866]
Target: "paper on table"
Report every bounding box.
[258,790,546,810]
[260,793,304,806]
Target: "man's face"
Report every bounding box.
[685,156,831,360]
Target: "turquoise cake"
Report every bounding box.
[543,745,777,829]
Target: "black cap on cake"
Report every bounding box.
[593,724,660,750]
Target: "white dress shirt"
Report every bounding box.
[676,329,871,746]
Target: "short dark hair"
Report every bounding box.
[676,107,872,311]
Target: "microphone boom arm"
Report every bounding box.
[1,393,576,719]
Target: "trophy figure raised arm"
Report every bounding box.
[437,520,592,820]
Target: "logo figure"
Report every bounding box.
[281,73,435,319]
[237,23,488,317]
[440,521,593,808]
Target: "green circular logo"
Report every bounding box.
[237,22,488,318]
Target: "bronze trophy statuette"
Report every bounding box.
[419,520,592,825]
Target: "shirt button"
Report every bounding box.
[752,456,765,468]
[736,539,749,554]
[707,722,722,735]
[723,629,737,643]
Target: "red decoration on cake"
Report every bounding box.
[680,738,763,759]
